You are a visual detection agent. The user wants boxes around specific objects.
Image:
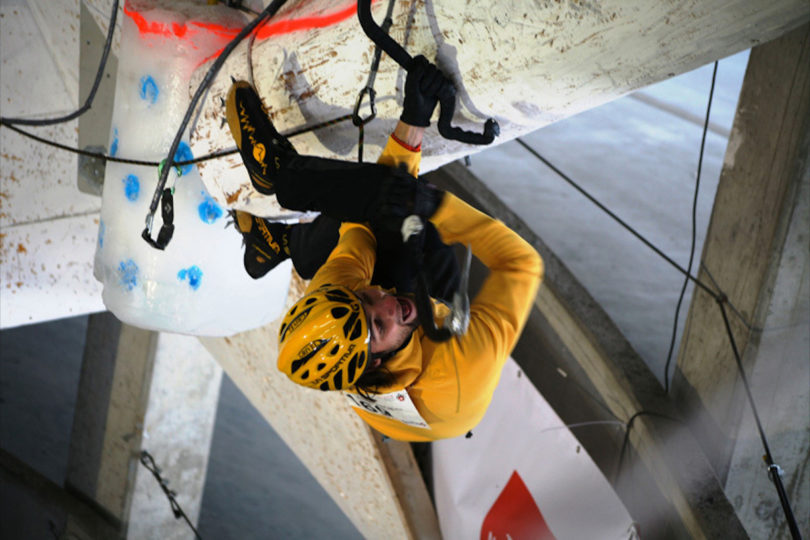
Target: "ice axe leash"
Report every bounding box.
[400,216,471,342]
[356,0,500,145]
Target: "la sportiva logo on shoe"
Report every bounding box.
[253,143,266,164]
[238,102,268,177]
[257,220,281,254]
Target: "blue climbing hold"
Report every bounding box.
[139,75,159,105]
[174,141,194,176]
[178,265,203,290]
[198,193,223,224]
[118,259,138,291]
[110,128,119,157]
[98,220,105,248]
[123,174,139,201]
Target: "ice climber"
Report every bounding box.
[225,56,543,441]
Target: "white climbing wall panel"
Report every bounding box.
[93,0,291,336]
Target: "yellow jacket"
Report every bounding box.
[305,135,543,441]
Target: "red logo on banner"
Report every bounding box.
[480,470,556,540]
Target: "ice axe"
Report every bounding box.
[357,0,500,145]
[400,216,471,342]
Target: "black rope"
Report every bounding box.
[516,138,720,300]
[700,261,760,331]
[285,114,353,138]
[716,298,803,539]
[0,0,384,177]
[0,120,233,166]
[558,368,626,424]
[613,411,679,484]
[351,0,397,162]
[663,61,718,394]
[518,96,801,538]
[143,0,289,249]
[0,114,353,168]
[0,0,119,126]
[139,450,202,539]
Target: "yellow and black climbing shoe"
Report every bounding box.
[225,81,297,196]
[229,210,292,279]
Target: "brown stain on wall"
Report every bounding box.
[225,187,244,205]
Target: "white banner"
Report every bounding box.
[432,358,638,540]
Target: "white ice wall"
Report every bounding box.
[93,0,291,336]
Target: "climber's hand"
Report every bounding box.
[400,55,448,127]
[373,170,445,224]
[421,225,461,304]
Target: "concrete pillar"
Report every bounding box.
[128,333,222,540]
[65,313,222,538]
[673,23,810,536]
[66,312,157,528]
[724,142,809,539]
[0,448,119,540]
[77,1,118,196]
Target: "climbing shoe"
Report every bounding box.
[229,210,291,279]
[225,80,297,195]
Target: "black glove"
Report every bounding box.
[371,221,460,304]
[371,170,445,235]
[400,55,448,127]
[420,224,461,303]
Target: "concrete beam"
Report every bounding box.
[192,0,809,215]
[0,0,104,330]
[77,1,118,196]
[82,0,124,58]
[3,0,808,327]
[424,162,748,540]
[673,23,810,535]
[371,432,441,540]
[199,282,441,540]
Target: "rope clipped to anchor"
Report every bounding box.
[143,0,289,250]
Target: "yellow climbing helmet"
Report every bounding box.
[277,285,370,391]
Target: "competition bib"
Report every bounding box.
[345,390,430,429]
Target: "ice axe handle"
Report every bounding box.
[402,216,470,343]
[437,86,499,145]
[356,0,499,145]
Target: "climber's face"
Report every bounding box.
[356,287,418,360]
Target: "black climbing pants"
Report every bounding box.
[276,155,460,304]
